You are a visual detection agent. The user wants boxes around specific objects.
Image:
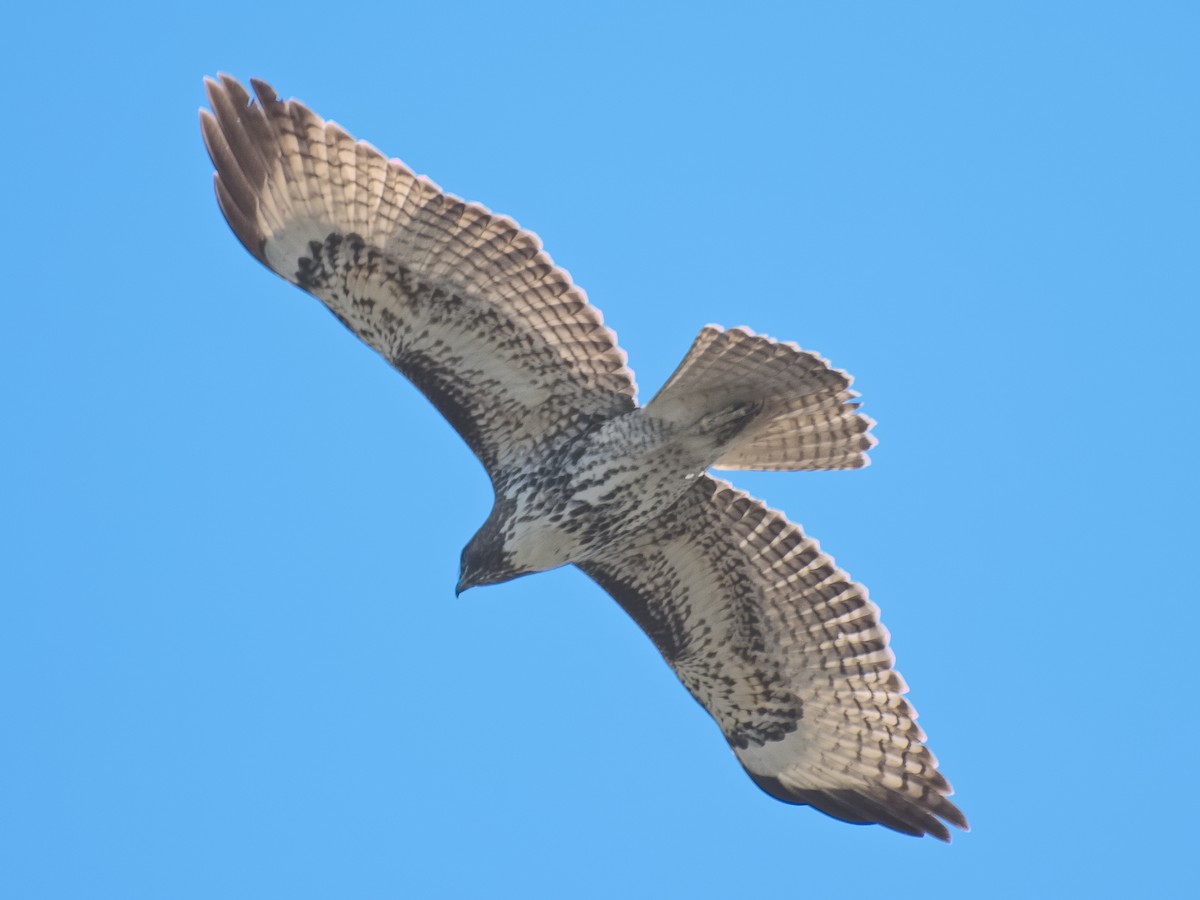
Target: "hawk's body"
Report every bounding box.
[201,76,966,840]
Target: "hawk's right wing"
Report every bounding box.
[201,76,636,480]
[579,475,966,841]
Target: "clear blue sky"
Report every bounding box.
[4,2,1196,897]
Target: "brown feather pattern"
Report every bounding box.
[201,75,965,841]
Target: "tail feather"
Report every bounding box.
[645,326,875,471]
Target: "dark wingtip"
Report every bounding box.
[249,77,278,105]
[201,74,272,264]
[747,772,964,842]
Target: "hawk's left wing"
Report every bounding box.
[200,76,636,480]
[579,475,966,841]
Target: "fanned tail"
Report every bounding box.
[644,326,875,471]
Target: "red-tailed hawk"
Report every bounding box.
[201,75,966,840]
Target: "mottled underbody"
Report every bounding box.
[462,401,765,588]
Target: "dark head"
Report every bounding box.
[456,511,520,596]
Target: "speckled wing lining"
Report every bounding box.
[579,475,966,841]
[200,75,636,476]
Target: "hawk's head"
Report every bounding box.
[457,499,571,595]
[456,507,523,595]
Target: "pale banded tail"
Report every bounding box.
[645,325,875,471]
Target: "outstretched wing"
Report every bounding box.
[200,76,636,479]
[579,475,966,841]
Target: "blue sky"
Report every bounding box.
[4,2,1197,897]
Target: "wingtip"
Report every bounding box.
[198,106,220,165]
[202,74,223,110]
[249,76,278,104]
[746,771,968,842]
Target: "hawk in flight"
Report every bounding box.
[201,76,966,840]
